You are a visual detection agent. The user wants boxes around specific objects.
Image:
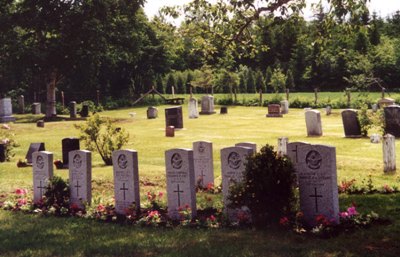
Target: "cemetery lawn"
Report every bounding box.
[1,105,400,256]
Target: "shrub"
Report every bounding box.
[0,129,19,161]
[43,176,70,215]
[228,145,296,227]
[75,114,129,165]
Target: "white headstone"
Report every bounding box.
[0,98,15,122]
[69,150,92,209]
[199,95,215,115]
[280,100,289,114]
[32,151,53,203]
[188,97,199,119]
[297,144,339,227]
[325,106,332,115]
[193,141,214,188]
[235,142,257,153]
[112,150,140,214]
[305,110,323,137]
[220,146,254,220]
[372,104,378,112]
[370,134,381,144]
[165,148,197,220]
[277,137,289,157]
[383,134,396,173]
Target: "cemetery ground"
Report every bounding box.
[0,102,400,256]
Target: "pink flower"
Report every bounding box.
[96,204,105,212]
[279,216,289,226]
[148,210,159,218]
[339,211,349,218]
[158,192,164,198]
[347,206,358,216]
[17,198,27,205]
[15,188,28,195]
[209,215,216,222]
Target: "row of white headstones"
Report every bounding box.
[32,140,339,227]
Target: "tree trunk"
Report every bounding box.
[45,71,58,118]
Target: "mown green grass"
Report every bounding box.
[0,101,400,256]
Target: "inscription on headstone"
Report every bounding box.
[32,151,53,203]
[341,109,362,138]
[69,150,92,209]
[112,150,140,214]
[165,106,183,129]
[296,144,339,227]
[165,149,196,220]
[193,141,214,188]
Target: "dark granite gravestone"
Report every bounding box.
[220,106,228,114]
[25,143,45,164]
[69,101,77,118]
[0,143,5,162]
[266,104,282,117]
[62,138,80,168]
[341,109,362,138]
[80,104,89,117]
[384,105,400,137]
[165,106,183,129]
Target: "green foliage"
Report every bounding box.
[166,74,176,94]
[358,105,373,137]
[228,145,296,227]
[246,69,255,93]
[254,70,265,93]
[75,114,129,165]
[285,69,295,90]
[43,176,70,215]
[269,68,286,93]
[0,129,19,162]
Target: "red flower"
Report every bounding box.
[17,198,27,205]
[96,204,105,212]
[206,182,214,191]
[279,216,290,226]
[209,215,216,222]
[15,188,28,195]
[158,191,164,198]
[70,203,79,211]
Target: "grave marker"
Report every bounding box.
[69,150,92,209]
[296,144,339,227]
[62,138,80,168]
[266,104,282,117]
[341,109,362,138]
[31,103,41,114]
[69,101,77,118]
[18,95,25,114]
[165,106,183,129]
[188,98,199,119]
[277,137,289,157]
[25,143,45,164]
[193,141,214,188]
[32,151,53,203]
[280,100,289,114]
[147,106,158,119]
[235,142,257,153]
[112,150,140,214]
[165,149,196,220]
[0,144,6,162]
[305,110,322,137]
[199,95,216,115]
[0,98,16,123]
[384,105,400,137]
[383,134,396,173]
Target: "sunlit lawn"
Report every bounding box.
[0,103,399,256]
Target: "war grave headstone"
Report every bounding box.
[305,110,322,137]
[277,137,289,157]
[280,100,289,114]
[384,105,400,137]
[0,98,16,123]
[18,95,25,114]
[296,144,339,227]
[69,101,77,118]
[25,143,45,164]
[341,109,362,138]
[193,141,214,188]
[199,95,216,115]
[31,103,41,114]
[165,106,183,129]
[266,104,282,117]
[112,150,140,214]
[0,143,6,162]
[147,106,158,119]
[165,148,196,220]
[32,151,53,203]
[383,134,396,173]
[69,150,92,209]
[220,146,254,220]
[62,138,80,168]
[188,98,199,119]
[287,142,308,184]
[235,142,257,153]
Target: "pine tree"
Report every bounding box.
[166,74,176,94]
[247,69,256,93]
[265,67,272,93]
[285,69,295,90]
[156,75,164,94]
[176,75,185,94]
[255,70,265,92]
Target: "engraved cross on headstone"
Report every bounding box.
[75,180,81,197]
[37,180,46,198]
[309,187,323,213]
[120,183,128,201]
[173,184,184,207]
[292,145,299,163]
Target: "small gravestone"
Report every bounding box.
[370,134,381,144]
[165,148,196,220]
[384,105,400,137]
[341,109,362,138]
[18,95,25,114]
[199,95,216,115]
[165,106,183,129]
[220,106,228,114]
[0,144,5,162]
[280,100,289,114]
[305,110,322,137]
[32,151,53,203]
[166,126,175,137]
[372,104,378,112]
[80,104,89,117]
[266,104,282,117]
[325,106,332,115]
[0,98,16,123]
[193,141,214,188]
[378,97,395,108]
[31,103,41,114]
[297,144,339,227]
[112,150,140,214]
[188,98,199,119]
[220,146,254,220]
[235,142,257,153]
[69,101,77,118]
[383,134,396,173]
[26,143,45,164]
[277,137,289,157]
[147,106,158,119]
[62,138,80,168]
[36,120,44,128]
[69,150,92,209]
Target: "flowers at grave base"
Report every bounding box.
[206,215,220,228]
[53,159,63,169]
[146,191,164,210]
[15,188,28,196]
[178,205,193,226]
[380,184,395,194]
[338,179,357,193]
[137,210,162,227]
[279,216,290,227]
